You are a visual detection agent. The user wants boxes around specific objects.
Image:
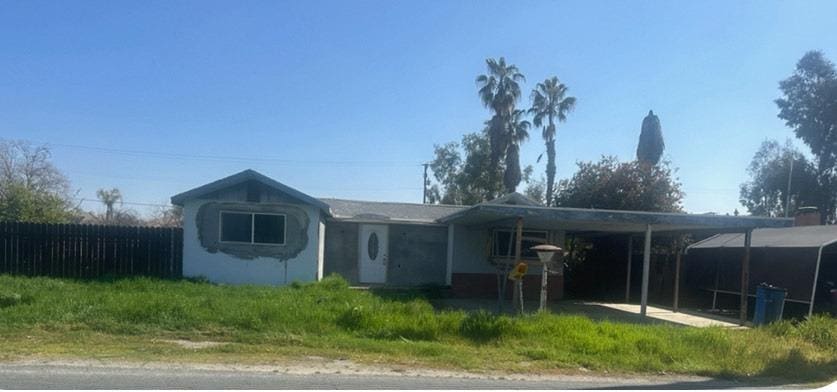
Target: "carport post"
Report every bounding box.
[808,246,825,317]
[640,224,652,316]
[673,248,682,312]
[625,236,633,303]
[739,230,752,326]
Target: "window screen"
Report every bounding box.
[220,212,253,243]
[254,214,285,244]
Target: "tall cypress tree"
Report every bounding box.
[636,110,665,165]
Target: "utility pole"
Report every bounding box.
[785,153,794,217]
[422,163,429,204]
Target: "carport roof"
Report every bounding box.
[438,203,792,233]
[687,225,837,249]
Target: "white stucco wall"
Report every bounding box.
[182,199,324,285]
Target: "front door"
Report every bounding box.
[359,224,388,284]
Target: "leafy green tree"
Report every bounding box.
[775,51,837,223]
[476,57,527,191]
[636,110,665,165]
[554,156,683,212]
[0,183,73,223]
[429,132,504,205]
[740,140,819,218]
[523,177,545,205]
[0,139,74,223]
[529,77,576,206]
[428,131,536,205]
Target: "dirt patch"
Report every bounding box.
[7,357,706,383]
[158,339,227,350]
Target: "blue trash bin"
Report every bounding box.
[753,283,787,325]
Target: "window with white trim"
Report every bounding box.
[220,211,286,245]
[492,230,548,259]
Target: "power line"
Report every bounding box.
[74,198,172,208]
[36,140,423,167]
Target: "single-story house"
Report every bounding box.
[171,170,791,310]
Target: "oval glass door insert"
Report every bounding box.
[367,232,379,260]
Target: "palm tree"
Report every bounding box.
[96,188,122,222]
[476,57,526,174]
[503,110,531,192]
[529,77,576,206]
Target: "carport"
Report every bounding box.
[686,225,837,317]
[439,201,791,325]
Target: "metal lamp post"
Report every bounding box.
[531,244,563,312]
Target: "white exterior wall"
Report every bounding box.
[182,199,323,285]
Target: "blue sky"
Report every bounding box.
[2,0,836,216]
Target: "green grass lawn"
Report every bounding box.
[0,274,835,383]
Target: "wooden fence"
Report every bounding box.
[0,221,183,279]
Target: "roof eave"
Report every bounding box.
[170,169,332,216]
[439,204,792,231]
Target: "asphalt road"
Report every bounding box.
[0,363,777,389]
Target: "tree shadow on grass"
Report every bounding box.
[368,284,450,302]
[589,351,836,390]
[752,348,837,386]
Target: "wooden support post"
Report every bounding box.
[740,230,752,326]
[539,262,548,312]
[496,264,504,314]
[625,236,633,303]
[673,248,682,313]
[640,224,652,316]
[513,217,524,315]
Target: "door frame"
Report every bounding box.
[358,224,388,284]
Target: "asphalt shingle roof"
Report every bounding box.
[319,198,466,223]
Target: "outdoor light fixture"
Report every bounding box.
[530,244,563,265]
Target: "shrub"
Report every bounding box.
[459,310,515,343]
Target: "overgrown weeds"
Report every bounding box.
[764,315,837,351]
[0,274,834,382]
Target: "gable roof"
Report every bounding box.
[687,225,837,250]
[320,198,466,224]
[170,169,331,213]
[485,192,542,206]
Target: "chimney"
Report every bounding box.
[794,206,821,226]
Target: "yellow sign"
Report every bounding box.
[508,262,528,281]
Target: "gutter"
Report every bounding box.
[684,233,722,255]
